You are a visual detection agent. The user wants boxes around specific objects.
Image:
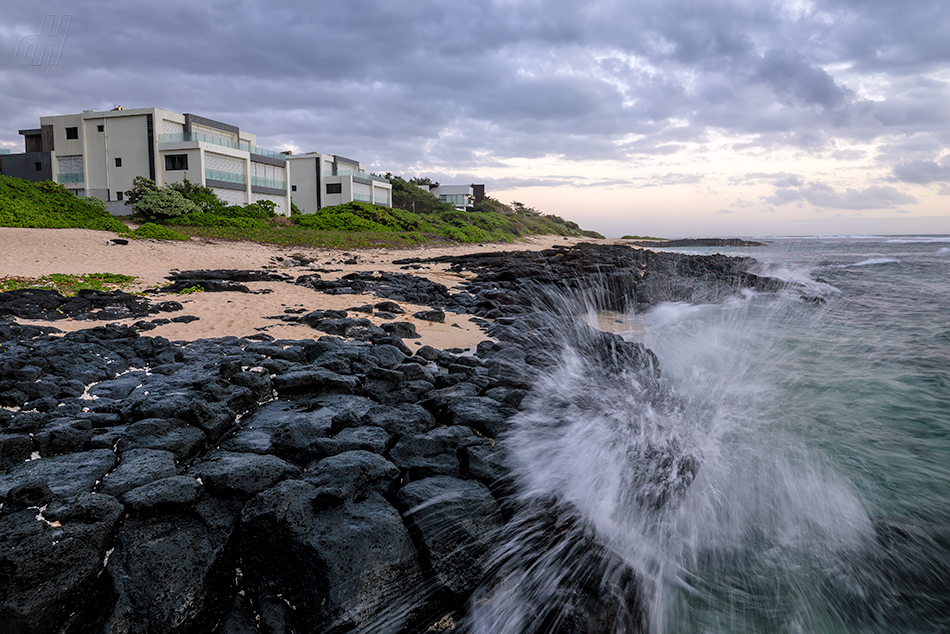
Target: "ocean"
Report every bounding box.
[470,236,950,634]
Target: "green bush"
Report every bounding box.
[0,174,130,233]
[167,179,225,213]
[131,188,200,221]
[133,222,189,240]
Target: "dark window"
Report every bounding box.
[291,185,297,192]
[34,162,42,172]
[116,191,123,201]
[114,157,122,167]
[326,183,342,194]
[97,125,104,132]
[65,127,78,140]
[165,154,188,171]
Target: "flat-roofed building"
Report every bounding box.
[2,107,291,215]
[420,183,486,210]
[286,152,391,213]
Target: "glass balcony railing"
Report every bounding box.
[324,169,390,184]
[251,176,286,190]
[352,192,372,203]
[205,169,245,184]
[58,172,84,184]
[159,133,286,161]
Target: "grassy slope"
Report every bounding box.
[0,175,130,233]
[0,174,607,248]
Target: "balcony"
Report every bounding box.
[324,169,390,184]
[57,172,84,184]
[205,169,245,184]
[251,176,285,190]
[352,192,372,203]
[159,133,286,161]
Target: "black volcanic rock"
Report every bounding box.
[627,237,767,247]
[240,480,428,633]
[0,288,172,321]
[398,475,503,597]
[0,243,803,634]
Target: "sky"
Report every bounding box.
[2,0,949,238]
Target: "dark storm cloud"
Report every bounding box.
[2,0,948,184]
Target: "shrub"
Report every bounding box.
[167,179,225,213]
[131,188,200,221]
[124,176,158,208]
[133,222,189,240]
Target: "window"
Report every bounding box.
[165,154,188,171]
[114,158,122,167]
[116,191,123,201]
[291,185,297,192]
[326,183,342,194]
[65,127,78,140]
[34,162,42,172]
[97,125,104,132]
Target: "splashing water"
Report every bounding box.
[469,269,950,634]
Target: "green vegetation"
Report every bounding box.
[621,235,665,240]
[0,175,130,233]
[0,172,604,249]
[177,285,203,295]
[133,222,189,241]
[124,173,603,248]
[0,273,137,295]
[126,177,278,225]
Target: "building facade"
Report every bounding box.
[3,107,291,215]
[421,183,486,210]
[286,152,391,213]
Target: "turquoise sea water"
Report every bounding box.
[471,236,950,634]
[632,236,950,633]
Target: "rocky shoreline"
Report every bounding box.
[0,243,789,633]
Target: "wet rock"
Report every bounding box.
[445,396,513,438]
[240,480,427,633]
[3,478,53,511]
[121,475,203,513]
[96,448,178,498]
[193,451,299,500]
[0,493,123,634]
[389,426,483,480]
[0,449,117,500]
[103,500,238,634]
[398,475,503,596]
[272,367,360,395]
[364,403,439,438]
[303,450,400,505]
[32,420,94,457]
[117,417,208,461]
[0,433,34,471]
[461,443,510,491]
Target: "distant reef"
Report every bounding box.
[626,237,768,248]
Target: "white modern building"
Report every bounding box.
[3,107,291,214]
[286,152,391,213]
[419,183,486,210]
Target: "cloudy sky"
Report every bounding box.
[3,0,949,237]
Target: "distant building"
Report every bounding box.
[418,183,486,210]
[286,153,392,213]
[1,107,291,214]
